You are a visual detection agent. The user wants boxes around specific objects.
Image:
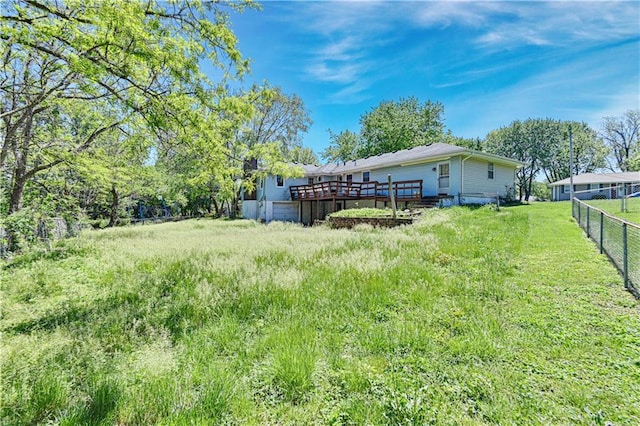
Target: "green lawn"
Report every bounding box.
[1,203,639,424]
[584,197,640,224]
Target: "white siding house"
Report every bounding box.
[549,172,640,201]
[242,143,523,223]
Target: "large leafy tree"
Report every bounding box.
[321,129,361,162]
[242,83,312,156]
[0,0,255,220]
[600,110,640,171]
[540,121,608,183]
[486,118,608,201]
[486,120,544,201]
[359,97,445,157]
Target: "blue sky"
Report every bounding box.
[227,1,640,155]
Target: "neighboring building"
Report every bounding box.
[242,142,523,224]
[549,172,640,201]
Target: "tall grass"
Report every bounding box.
[1,205,638,424]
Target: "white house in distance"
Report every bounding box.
[549,172,640,201]
[242,142,523,224]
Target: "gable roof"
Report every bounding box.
[549,172,640,186]
[292,143,523,176]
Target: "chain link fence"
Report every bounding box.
[573,198,639,298]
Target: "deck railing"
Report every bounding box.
[290,180,423,201]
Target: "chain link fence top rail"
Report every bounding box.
[573,198,640,298]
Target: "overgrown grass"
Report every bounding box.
[585,197,640,224]
[330,207,413,218]
[1,205,639,424]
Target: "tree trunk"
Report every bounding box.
[212,199,220,218]
[108,185,119,227]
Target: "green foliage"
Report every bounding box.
[287,146,319,165]
[2,205,638,424]
[1,0,259,236]
[531,181,551,201]
[485,118,606,201]
[359,97,445,157]
[321,129,362,162]
[600,110,640,172]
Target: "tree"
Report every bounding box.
[600,110,640,171]
[242,84,312,155]
[359,97,445,157]
[321,129,361,162]
[540,121,608,183]
[1,0,254,218]
[485,119,552,201]
[288,146,318,164]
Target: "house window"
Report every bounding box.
[308,177,314,185]
[317,176,322,182]
[346,174,353,182]
[488,162,494,179]
[561,185,566,194]
[362,171,370,182]
[276,175,284,187]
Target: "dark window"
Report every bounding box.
[346,174,353,182]
[362,171,370,182]
[308,177,314,185]
[276,175,284,187]
[488,162,494,179]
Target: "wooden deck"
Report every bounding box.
[290,180,423,202]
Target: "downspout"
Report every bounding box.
[459,154,473,205]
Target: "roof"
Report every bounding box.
[549,172,640,186]
[292,142,523,176]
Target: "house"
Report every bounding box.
[548,172,640,201]
[242,142,523,224]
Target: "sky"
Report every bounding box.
[226,1,640,155]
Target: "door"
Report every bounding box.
[438,162,450,194]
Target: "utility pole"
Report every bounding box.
[569,126,574,201]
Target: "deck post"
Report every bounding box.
[388,174,397,218]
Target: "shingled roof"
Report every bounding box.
[291,142,522,176]
[549,172,640,186]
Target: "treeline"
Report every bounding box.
[0,0,315,251]
[324,101,639,201]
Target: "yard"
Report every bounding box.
[585,197,640,224]
[1,203,639,424]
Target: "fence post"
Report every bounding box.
[622,223,628,289]
[586,206,590,238]
[578,201,581,226]
[599,211,604,254]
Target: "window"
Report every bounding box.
[317,176,322,182]
[561,185,566,194]
[488,162,494,179]
[276,175,284,187]
[362,171,370,182]
[308,177,314,185]
[346,174,353,182]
